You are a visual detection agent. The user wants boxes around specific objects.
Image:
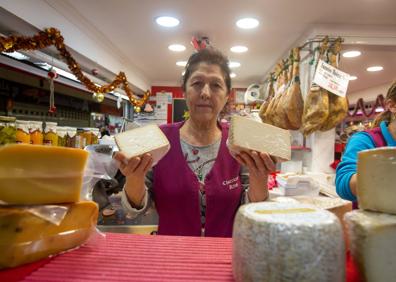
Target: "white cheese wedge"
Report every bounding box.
[357,147,396,214]
[228,116,291,161]
[233,202,345,282]
[345,210,396,282]
[115,124,170,166]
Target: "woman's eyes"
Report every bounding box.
[191,81,224,90]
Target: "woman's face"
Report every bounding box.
[185,63,229,123]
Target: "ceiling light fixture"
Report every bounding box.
[236,18,259,29]
[230,73,236,78]
[349,75,358,80]
[2,51,30,60]
[367,66,383,72]
[229,61,241,68]
[230,46,248,53]
[168,44,186,52]
[176,61,187,67]
[342,51,361,58]
[155,16,180,27]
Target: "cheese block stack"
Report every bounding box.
[0,144,99,269]
[344,147,396,282]
[233,202,345,282]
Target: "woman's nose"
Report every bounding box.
[200,83,210,99]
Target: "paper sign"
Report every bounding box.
[313,60,350,97]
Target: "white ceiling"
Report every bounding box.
[1,0,396,93]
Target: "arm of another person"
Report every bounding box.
[335,132,376,201]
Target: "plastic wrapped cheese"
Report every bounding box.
[0,201,98,269]
[233,202,345,282]
[357,147,396,214]
[115,124,170,165]
[0,144,89,205]
[345,210,396,282]
[228,115,291,161]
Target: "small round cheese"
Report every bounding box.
[232,202,345,282]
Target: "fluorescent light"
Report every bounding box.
[349,75,357,80]
[168,44,186,52]
[230,46,248,53]
[182,71,185,76]
[236,18,259,29]
[342,51,361,58]
[229,61,241,68]
[156,16,180,27]
[2,51,30,60]
[367,66,383,72]
[230,73,236,78]
[52,66,79,81]
[176,61,187,67]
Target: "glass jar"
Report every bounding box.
[30,121,43,145]
[16,120,31,144]
[67,127,78,148]
[57,126,68,147]
[44,122,58,146]
[77,128,87,149]
[83,128,92,146]
[0,116,16,145]
[91,128,100,144]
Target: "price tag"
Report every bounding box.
[313,60,350,97]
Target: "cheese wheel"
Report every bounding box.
[345,210,396,282]
[233,202,345,282]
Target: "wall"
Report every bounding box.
[347,81,392,104]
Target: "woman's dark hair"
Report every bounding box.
[182,48,231,93]
[372,80,396,127]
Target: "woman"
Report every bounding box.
[336,81,396,202]
[114,48,275,237]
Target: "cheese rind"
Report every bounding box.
[357,147,396,214]
[0,144,88,205]
[232,202,345,282]
[228,116,291,161]
[0,201,98,269]
[115,124,170,165]
[345,210,396,282]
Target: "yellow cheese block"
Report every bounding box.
[0,144,89,204]
[0,201,98,269]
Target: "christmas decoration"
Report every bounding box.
[134,106,141,113]
[91,68,99,76]
[143,103,153,112]
[92,93,105,103]
[47,67,58,113]
[0,28,150,106]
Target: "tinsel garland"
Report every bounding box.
[0,27,150,106]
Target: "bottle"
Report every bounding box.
[16,120,31,144]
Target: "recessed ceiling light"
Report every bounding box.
[367,66,383,72]
[229,61,241,68]
[168,44,186,52]
[349,75,357,80]
[230,73,237,78]
[230,46,248,53]
[236,18,259,29]
[176,61,187,67]
[342,51,361,58]
[155,16,180,27]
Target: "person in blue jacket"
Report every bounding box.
[336,81,396,202]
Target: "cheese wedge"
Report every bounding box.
[0,201,98,269]
[233,202,344,282]
[228,116,291,161]
[115,124,170,165]
[0,144,89,205]
[357,147,396,214]
[345,210,396,282]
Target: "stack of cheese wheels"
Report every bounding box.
[0,144,99,269]
[344,147,396,282]
[233,202,345,282]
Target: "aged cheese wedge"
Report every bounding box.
[357,147,396,214]
[0,201,98,269]
[0,144,89,205]
[228,115,291,161]
[233,202,345,282]
[115,124,170,165]
[345,210,396,282]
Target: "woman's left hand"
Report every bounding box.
[235,151,276,179]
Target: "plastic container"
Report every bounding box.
[0,116,16,145]
[30,121,43,145]
[44,122,58,146]
[16,120,31,144]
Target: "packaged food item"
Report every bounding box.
[0,116,16,145]
[77,128,87,148]
[57,126,68,147]
[91,128,100,144]
[44,122,58,146]
[66,127,78,148]
[0,201,98,269]
[16,120,31,144]
[30,121,43,145]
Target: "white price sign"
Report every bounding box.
[313,60,350,97]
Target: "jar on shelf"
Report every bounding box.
[83,128,92,146]
[91,128,100,144]
[77,128,87,148]
[43,122,58,146]
[66,127,78,148]
[57,126,68,147]
[0,116,16,145]
[30,121,43,145]
[16,120,31,144]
